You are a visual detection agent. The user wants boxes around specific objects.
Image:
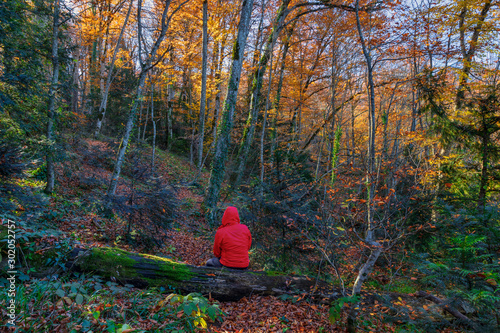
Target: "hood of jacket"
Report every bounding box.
[219,206,240,229]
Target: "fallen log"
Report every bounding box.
[415,291,479,332]
[68,247,340,302]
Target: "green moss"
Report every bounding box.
[232,40,239,60]
[140,253,194,282]
[81,247,138,279]
[265,270,286,276]
[80,247,194,286]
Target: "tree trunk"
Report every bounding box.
[167,80,174,149]
[204,0,255,225]
[108,70,148,196]
[211,39,225,148]
[151,82,157,174]
[234,0,291,188]
[259,34,276,196]
[108,0,178,196]
[348,2,383,331]
[137,98,145,141]
[142,86,149,141]
[270,22,295,169]
[166,51,175,150]
[68,247,338,302]
[197,0,208,171]
[355,0,378,252]
[45,0,60,195]
[456,0,492,110]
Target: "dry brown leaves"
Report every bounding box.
[216,296,338,333]
[160,229,212,266]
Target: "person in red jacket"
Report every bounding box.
[206,206,252,269]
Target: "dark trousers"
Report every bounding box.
[205,257,248,270]
[206,257,223,267]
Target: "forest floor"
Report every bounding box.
[0,137,469,332]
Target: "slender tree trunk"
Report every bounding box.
[211,39,225,148]
[234,0,291,188]
[259,35,276,196]
[315,134,324,181]
[329,36,339,183]
[351,103,355,165]
[348,2,383,330]
[198,0,209,171]
[478,116,489,210]
[142,87,149,141]
[456,0,492,110]
[138,97,143,141]
[165,49,175,150]
[151,82,157,174]
[138,97,146,141]
[190,103,195,165]
[270,22,295,169]
[45,0,60,195]
[71,46,80,114]
[108,0,178,196]
[167,79,174,149]
[246,0,266,105]
[87,37,98,115]
[204,0,255,225]
[108,72,148,196]
[355,0,376,244]
[95,0,133,136]
[382,83,400,160]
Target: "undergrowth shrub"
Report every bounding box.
[234,149,329,274]
[0,141,26,179]
[412,202,500,330]
[0,274,223,332]
[103,148,179,250]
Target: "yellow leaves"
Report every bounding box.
[156,293,177,309]
[194,313,207,328]
[394,297,406,307]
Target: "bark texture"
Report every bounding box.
[45,0,60,195]
[197,0,208,171]
[234,0,291,188]
[204,0,254,224]
[68,247,338,302]
[108,0,179,196]
[94,0,133,137]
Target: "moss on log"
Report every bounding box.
[69,247,339,302]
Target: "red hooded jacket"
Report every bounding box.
[213,207,252,268]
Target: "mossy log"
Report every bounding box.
[68,247,339,302]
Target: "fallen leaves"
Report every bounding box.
[218,295,337,332]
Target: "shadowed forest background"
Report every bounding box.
[0,0,499,332]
